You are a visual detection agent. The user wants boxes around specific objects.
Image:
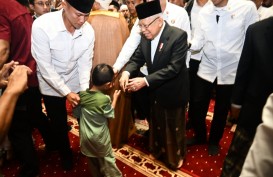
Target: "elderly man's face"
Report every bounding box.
[138,16,163,40]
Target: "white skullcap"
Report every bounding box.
[95,0,112,9]
[120,4,128,10]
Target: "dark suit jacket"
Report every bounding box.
[125,22,189,108]
[232,17,273,135]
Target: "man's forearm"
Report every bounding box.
[0,90,20,143]
[0,40,10,69]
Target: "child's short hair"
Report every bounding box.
[92,63,114,86]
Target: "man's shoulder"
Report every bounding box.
[82,21,94,32]
[89,10,120,19]
[0,0,29,20]
[167,23,186,33]
[164,23,187,39]
[250,17,273,31]
[33,10,59,28]
[166,2,188,16]
[233,0,255,6]
[81,22,95,41]
[228,0,256,10]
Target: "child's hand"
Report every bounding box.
[112,90,121,108]
[113,90,121,100]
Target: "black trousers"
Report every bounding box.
[191,76,233,145]
[188,59,201,120]
[42,95,72,159]
[8,87,53,177]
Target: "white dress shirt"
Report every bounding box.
[190,0,209,61]
[151,22,166,63]
[113,0,191,71]
[258,6,273,20]
[31,10,94,97]
[190,0,258,84]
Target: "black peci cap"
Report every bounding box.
[66,0,95,13]
[135,0,162,20]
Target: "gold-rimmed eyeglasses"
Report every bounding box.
[138,17,160,30]
[35,1,51,7]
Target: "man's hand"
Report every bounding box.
[5,65,32,95]
[126,77,146,92]
[0,61,19,88]
[66,92,80,107]
[119,71,129,92]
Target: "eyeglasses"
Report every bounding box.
[35,1,51,7]
[138,17,159,30]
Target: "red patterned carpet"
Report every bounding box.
[1,100,234,177]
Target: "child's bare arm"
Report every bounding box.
[111,90,121,108]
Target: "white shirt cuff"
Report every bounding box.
[231,103,242,109]
[144,77,149,87]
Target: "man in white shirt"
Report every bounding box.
[188,0,258,155]
[184,0,208,129]
[31,0,95,170]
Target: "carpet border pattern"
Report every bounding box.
[67,116,193,177]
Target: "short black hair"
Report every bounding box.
[110,0,120,10]
[29,0,34,5]
[17,0,29,6]
[92,63,114,86]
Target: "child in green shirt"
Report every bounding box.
[74,63,121,177]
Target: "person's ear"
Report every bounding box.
[104,82,112,89]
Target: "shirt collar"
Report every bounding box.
[152,21,166,42]
[55,9,67,32]
[164,1,170,17]
[207,0,232,14]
